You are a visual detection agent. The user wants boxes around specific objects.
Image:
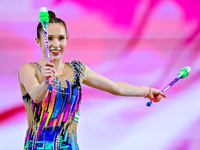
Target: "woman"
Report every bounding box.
[18,11,166,150]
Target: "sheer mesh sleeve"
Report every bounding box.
[70,60,86,84]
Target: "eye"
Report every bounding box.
[59,37,65,40]
[48,37,53,40]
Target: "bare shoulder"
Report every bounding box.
[19,63,35,74]
[83,64,89,76]
[82,65,101,83]
[19,63,36,83]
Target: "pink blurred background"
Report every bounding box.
[0,0,200,149]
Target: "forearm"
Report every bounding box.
[19,62,55,103]
[113,81,149,97]
[29,81,49,103]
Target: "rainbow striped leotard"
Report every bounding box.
[20,60,84,150]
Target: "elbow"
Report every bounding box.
[110,85,122,96]
[29,89,48,104]
[30,92,46,104]
[31,96,42,104]
[33,98,41,104]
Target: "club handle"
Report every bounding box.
[48,77,53,90]
[146,77,180,107]
[146,95,159,107]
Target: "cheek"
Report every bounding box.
[61,42,67,50]
[48,41,53,47]
[61,47,66,54]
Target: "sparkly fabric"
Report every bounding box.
[20,60,85,150]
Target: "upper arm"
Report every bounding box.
[19,64,40,95]
[82,65,120,95]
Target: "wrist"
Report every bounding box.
[144,87,151,98]
[43,80,49,84]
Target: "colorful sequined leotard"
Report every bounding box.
[19,60,85,150]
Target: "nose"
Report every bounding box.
[52,39,59,48]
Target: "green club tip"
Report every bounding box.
[39,7,49,25]
[178,66,191,78]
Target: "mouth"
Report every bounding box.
[50,49,61,55]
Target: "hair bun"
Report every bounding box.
[48,11,56,18]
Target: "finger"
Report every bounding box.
[160,92,167,98]
[50,58,53,63]
[46,61,55,68]
[44,60,54,66]
[42,66,55,73]
[43,73,54,78]
[47,67,55,73]
[154,95,162,102]
[42,70,55,77]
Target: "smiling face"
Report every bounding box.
[36,23,67,61]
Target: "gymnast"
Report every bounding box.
[18,10,166,150]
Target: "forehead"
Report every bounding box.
[47,23,66,36]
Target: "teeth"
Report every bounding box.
[51,50,59,53]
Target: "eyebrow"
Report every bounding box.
[48,34,65,36]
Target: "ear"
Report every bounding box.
[35,38,41,47]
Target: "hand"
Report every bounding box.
[146,87,167,102]
[41,59,55,82]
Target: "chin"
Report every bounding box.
[50,55,62,61]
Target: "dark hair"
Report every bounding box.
[37,11,68,39]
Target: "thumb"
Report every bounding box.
[50,58,53,63]
[160,92,167,98]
